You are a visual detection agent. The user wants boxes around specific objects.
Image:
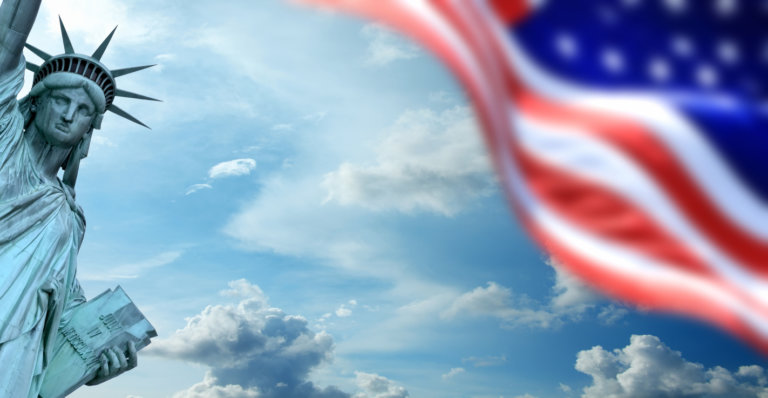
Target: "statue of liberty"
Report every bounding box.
[0,0,156,396]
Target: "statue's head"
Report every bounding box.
[23,17,158,139]
[25,73,105,148]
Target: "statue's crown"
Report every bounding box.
[25,17,158,128]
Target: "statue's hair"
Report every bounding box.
[19,73,105,130]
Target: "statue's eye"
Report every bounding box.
[77,107,93,118]
[53,96,68,106]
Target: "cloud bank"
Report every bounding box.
[577,334,768,397]
[149,279,346,397]
[150,280,408,398]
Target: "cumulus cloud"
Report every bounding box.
[209,158,258,179]
[576,334,768,398]
[323,106,494,216]
[441,367,465,380]
[149,279,349,398]
[361,24,420,66]
[354,372,409,398]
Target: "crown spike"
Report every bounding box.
[92,25,117,61]
[115,89,161,102]
[24,44,51,61]
[108,104,150,129]
[25,62,40,73]
[59,17,75,54]
[112,64,156,78]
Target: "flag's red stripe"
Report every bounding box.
[489,0,530,24]
[513,143,713,276]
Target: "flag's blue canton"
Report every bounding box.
[513,0,768,202]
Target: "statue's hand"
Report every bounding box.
[86,341,138,386]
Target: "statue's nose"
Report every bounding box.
[61,106,75,123]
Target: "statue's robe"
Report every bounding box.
[0,59,86,397]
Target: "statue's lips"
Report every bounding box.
[55,123,69,133]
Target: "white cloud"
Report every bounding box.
[441,367,465,380]
[209,159,257,179]
[272,123,293,131]
[336,306,352,318]
[576,334,768,397]
[441,282,559,328]
[335,300,358,318]
[220,279,268,306]
[559,383,572,393]
[185,184,213,195]
[80,250,182,281]
[353,372,409,398]
[361,24,420,66]
[149,280,349,397]
[323,106,494,216]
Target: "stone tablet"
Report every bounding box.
[39,287,157,398]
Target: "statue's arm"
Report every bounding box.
[0,0,42,74]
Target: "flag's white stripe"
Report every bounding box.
[514,111,768,303]
[498,130,768,338]
[475,2,768,240]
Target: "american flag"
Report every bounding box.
[299,0,768,352]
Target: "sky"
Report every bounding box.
[20,0,768,397]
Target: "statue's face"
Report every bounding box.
[33,87,96,147]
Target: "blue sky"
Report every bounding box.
[23,0,768,397]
